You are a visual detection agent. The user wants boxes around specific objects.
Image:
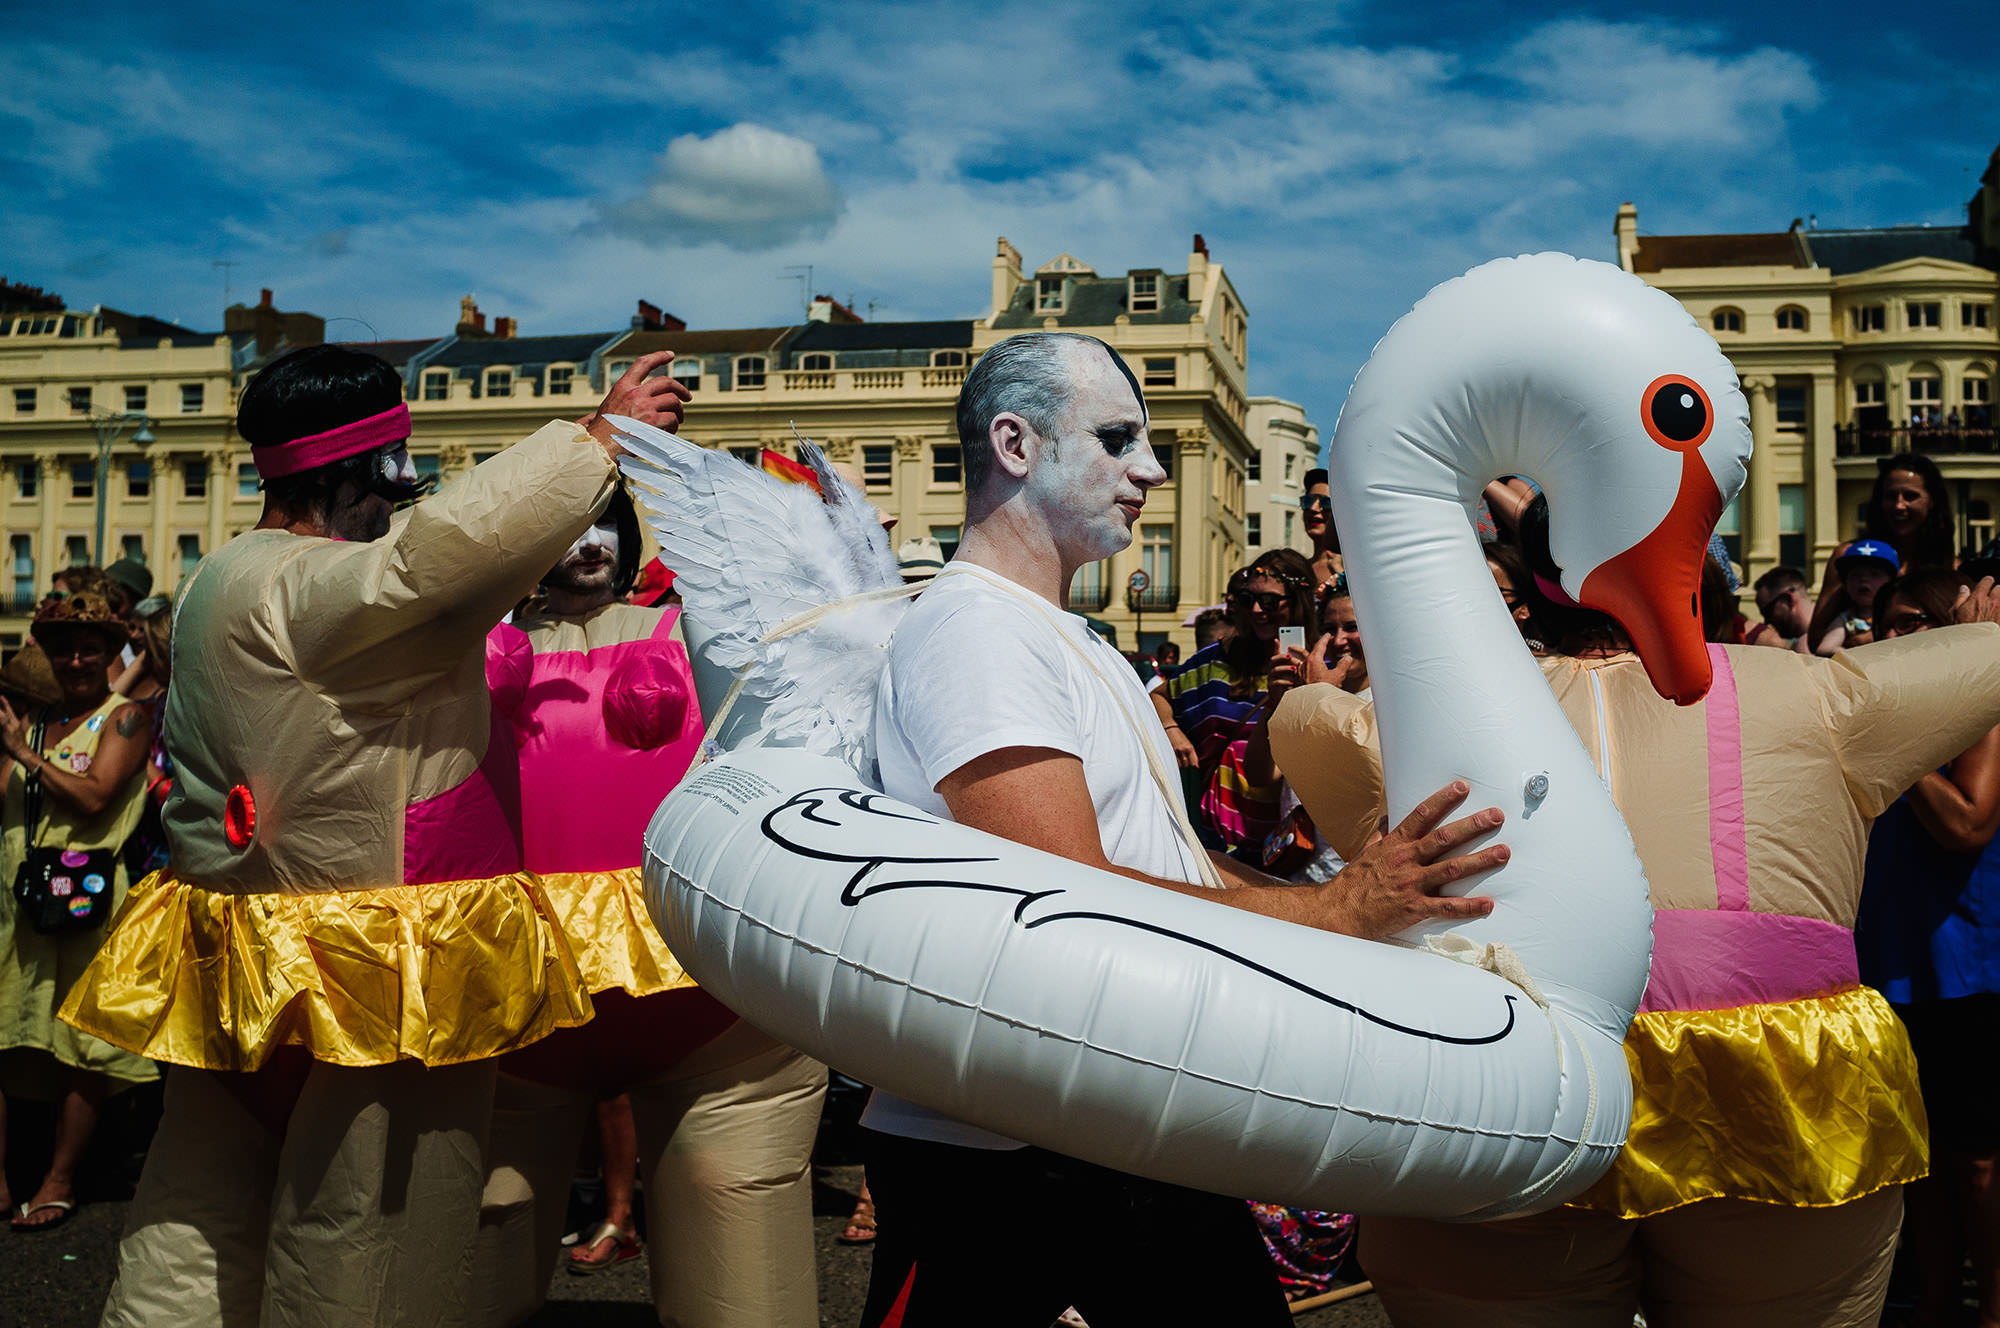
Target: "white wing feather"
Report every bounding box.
[609,415,908,774]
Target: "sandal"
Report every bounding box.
[837,1192,877,1246]
[11,1199,75,1233]
[565,1220,640,1273]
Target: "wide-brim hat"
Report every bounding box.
[897,536,945,581]
[104,557,153,600]
[29,591,129,650]
[0,643,60,707]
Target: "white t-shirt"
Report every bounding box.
[861,562,1207,1148]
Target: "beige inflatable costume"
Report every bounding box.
[64,401,619,1327]
[1275,630,2000,1328]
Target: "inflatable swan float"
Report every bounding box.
[618,252,1749,1219]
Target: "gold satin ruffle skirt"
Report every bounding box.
[534,867,700,999]
[1568,985,1927,1219]
[58,870,593,1072]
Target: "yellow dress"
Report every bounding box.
[0,694,159,1096]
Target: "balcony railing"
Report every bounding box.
[1128,583,1180,612]
[1836,423,2000,458]
[1069,580,1113,613]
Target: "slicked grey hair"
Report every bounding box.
[956,332,1136,498]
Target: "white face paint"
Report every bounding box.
[381,444,417,488]
[564,513,621,566]
[1023,346,1165,565]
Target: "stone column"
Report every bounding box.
[1741,375,1780,576]
[36,454,61,587]
[1176,424,1211,613]
[205,447,235,554]
[149,452,175,574]
[1810,373,1841,566]
[895,435,924,535]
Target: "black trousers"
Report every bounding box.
[857,1128,1291,1328]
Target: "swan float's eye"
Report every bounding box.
[1641,375,1713,451]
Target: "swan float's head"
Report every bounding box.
[1325,252,1751,706]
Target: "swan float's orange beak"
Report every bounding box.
[1579,450,1728,706]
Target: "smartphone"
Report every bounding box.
[1278,626,1305,651]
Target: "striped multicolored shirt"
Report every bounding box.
[1161,642,1283,856]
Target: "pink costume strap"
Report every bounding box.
[251,402,410,479]
[1703,643,1750,912]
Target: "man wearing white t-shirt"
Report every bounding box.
[857,333,1513,1327]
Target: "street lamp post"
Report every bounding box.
[88,410,156,567]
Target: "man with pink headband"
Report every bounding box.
[62,343,688,1327]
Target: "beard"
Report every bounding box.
[545,552,616,595]
[328,494,394,543]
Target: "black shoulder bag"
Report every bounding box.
[13,711,116,934]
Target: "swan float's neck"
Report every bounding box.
[1329,460,1653,1022]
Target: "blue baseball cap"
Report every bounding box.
[1836,539,1900,573]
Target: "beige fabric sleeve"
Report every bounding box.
[1816,622,2000,817]
[1267,682,1387,862]
[274,421,618,699]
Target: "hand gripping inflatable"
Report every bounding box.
[641,253,1749,1219]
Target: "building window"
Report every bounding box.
[1965,303,1992,330]
[1152,441,1174,482]
[11,535,32,606]
[120,534,145,565]
[127,459,151,498]
[422,370,450,401]
[237,463,260,498]
[1966,374,1992,413]
[673,360,699,392]
[65,535,89,568]
[1776,306,1807,331]
[1908,302,1942,330]
[13,387,34,414]
[726,446,758,466]
[1711,308,1743,334]
[931,444,962,488]
[931,525,960,560]
[799,353,834,372]
[1142,357,1175,387]
[1778,484,1807,570]
[176,382,203,414]
[1909,372,1942,424]
[178,534,202,578]
[184,459,208,498]
[1284,510,1295,545]
[70,462,94,500]
[1036,275,1064,313]
[930,350,966,368]
[1247,513,1262,546]
[485,368,512,398]
[17,462,37,499]
[735,356,766,389]
[1775,384,1807,429]
[124,385,146,412]
[1246,452,1261,483]
[1853,305,1886,334]
[1129,273,1159,313]
[473,451,497,466]
[67,385,91,413]
[862,444,893,491]
[415,455,440,490]
[1139,524,1174,589]
[547,365,573,395]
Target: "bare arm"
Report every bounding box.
[582,350,692,457]
[1805,547,1850,652]
[1904,724,2000,854]
[0,698,153,819]
[1150,688,1198,769]
[937,747,1504,939]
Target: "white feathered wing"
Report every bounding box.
[608,415,908,778]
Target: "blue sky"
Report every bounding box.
[2,0,1992,432]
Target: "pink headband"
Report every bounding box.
[251,402,411,479]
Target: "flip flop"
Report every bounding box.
[565,1220,639,1274]
[11,1199,75,1233]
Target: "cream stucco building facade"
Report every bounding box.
[2,239,1302,653]
[1617,142,2000,584]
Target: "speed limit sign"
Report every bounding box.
[1127,570,1150,593]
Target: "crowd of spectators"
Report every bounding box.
[9,431,2000,1322]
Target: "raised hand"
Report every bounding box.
[583,350,694,454]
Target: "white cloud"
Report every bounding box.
[603,123,844,251]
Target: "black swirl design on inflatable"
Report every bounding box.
[760,789,1521,1048]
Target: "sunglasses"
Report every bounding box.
[1230,590,1288,613]
[1299,494,1333,515]
[1881,610,1935,636]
